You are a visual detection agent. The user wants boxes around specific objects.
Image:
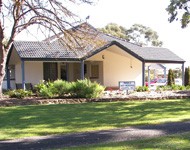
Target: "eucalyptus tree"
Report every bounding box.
[100,23,163,47]
[99,23,129,40]
[126,24,163,47]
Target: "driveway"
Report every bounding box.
[0,121,190,150]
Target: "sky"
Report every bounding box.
[15,0,190,67]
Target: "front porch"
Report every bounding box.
[6,60,104,90]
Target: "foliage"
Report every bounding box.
[167,0,190,28]
[1,99,190,140]
[156,85,186,91]
[70,79,105,98]
[135,86,149,92]
[35,79,105,98]
[126,24,163,47]
[186,85,190,90]
[52,80,72,97]
[167,69,175,86]
[8,89,32,99]
[35,81,55,98]
[99,23,129,40]
[184,67,190,86]
[100,23,163,47]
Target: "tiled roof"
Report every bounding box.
[13,41,81,59]
[98,33,184,63]
[138,47,184,62]
[12,23,185,63]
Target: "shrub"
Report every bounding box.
[171,84,180,90]
[167,69,175,86]
[185,67,190,86]
[35,81,55,98]
[179,85,186,90]
[186,85,190,90]
[53,80,72,97]
[8,89,32,99]
[70,79,105,98]
[156,85,186,91]
[35,79,105,98]
[34,80,47,94]
[156,86,169,91]
[136,86,148,92]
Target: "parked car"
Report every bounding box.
[145,78,158,87]
[149,78,167,90]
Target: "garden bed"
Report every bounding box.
[1,90,190,107]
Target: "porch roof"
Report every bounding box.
[11,23,185,64]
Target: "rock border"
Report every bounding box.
[0,91,190,107]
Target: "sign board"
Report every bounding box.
[119,81,136,91]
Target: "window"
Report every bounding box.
[90,64,99,79]
[43,62,58,81]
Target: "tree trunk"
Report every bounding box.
[0,21,7,97]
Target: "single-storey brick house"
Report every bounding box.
[6,23,185,89]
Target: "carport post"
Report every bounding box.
[80,60,84,80]
[182,63,185,86]
[21,60,26,90]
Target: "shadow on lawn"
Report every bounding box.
[0,99,190,142]
[0,121,190,150]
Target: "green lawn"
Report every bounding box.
[0,99,190,140]
[64,132,190,150]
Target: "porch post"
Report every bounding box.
[142,61,145,86]
[21,60,26,90]
[182,63,185,86]
[6,65,11,90]
[80,60,84,80]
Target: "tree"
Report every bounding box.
[99,23,129,40]
[0,0,95,95]
[167,0,190,28]
[126,24,163,47]
[167,69,175,86]
[184,67,190,86]
[100,23,163,47]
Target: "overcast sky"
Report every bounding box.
[15,0,190,66]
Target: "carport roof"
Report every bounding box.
[10,23,185,64]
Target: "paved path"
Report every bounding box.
[1,121,190,150]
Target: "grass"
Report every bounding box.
[0,99,190,140]
[63,132,190,150]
